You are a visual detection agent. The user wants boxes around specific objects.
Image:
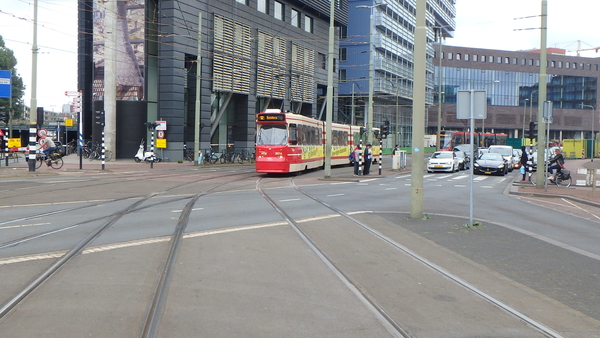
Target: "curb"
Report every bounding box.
[508,183,600,208]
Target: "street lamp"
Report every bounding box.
[356,2,387,143]
[582,104,596,161]
[529,89,538,123]
[522,98,529,138]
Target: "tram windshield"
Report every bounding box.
[257,125,288,145]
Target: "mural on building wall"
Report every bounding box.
[93,0,145,101]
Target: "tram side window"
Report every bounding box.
[257,125,288,145]
[289,124,297,145]
[298,125,305,145]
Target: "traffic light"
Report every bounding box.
[528,121,537,139]
[95,110,105,126]
[380,120,390,138]
[0,112,8,123]
[37,107,44,126]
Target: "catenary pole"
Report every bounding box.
[410,0,426,218]
[535,0,548,189]
[324,0,335,178]
[28,0,39,172]
[194,14,202,164]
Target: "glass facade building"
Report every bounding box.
[433,45,600,140]
[339,0,456,148]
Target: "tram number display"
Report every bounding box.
[258,114,285,121]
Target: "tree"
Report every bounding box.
[0,35,26,121]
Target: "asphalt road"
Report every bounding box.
[0,161,598,337]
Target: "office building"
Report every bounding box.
[339,0,456,147]
[433,45,600,142]
[79,0,348,160]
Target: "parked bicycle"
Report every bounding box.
[203,148,220,164]
[183,146,195,162]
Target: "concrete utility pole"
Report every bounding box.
[28,0,39,172]
[104,0,117,160]
[324,0,335,178]
[410,0,426,219]
[194,14,202,164]
[535,0,548,189]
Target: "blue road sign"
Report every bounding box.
[0,70,11,98]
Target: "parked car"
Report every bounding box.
[488,145,515,172]
[427,151,460,173]
[454,150,470,170]
[473,152,509,176]
[453,144,474,159]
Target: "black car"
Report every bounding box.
[473,152,508,176]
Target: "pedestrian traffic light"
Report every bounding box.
[528,121,537,139]
[0,112,8,123]
[95,110,105,126]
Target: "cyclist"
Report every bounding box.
[547,148,565,182]
[38,131,57,160]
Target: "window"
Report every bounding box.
[258,0,268,14]
[274,1,284,20]
[318,53,326,69]
[473,54,478,62]
[464,54,469,61]
[236,0,247,4]
[528,59,533,66]
[339,47,347,61]
[447,52,453,60]
[304,15,313,33]
[489,56,494,63]
[339,69,347,81]
[455,53,461,61]
[504,57,509,64]
[290,9,300,27]
[481,55,486,62]
[339,25,347,39]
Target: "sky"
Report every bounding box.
[1,0,598,112]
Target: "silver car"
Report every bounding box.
[427,151,460,173]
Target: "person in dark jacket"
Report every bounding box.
[547,148,565,181]
[519,146,529,181]
[363,143,373,175]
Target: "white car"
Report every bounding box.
[427,151,460,173]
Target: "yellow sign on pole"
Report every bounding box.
[8,138,21,148]
[65,119,74,127]
[156,138,167,149]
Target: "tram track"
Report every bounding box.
[256,175,565,338]
[0,170,259,332]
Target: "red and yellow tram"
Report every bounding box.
[255,109,364,173]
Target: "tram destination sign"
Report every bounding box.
[258,114,286,122]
